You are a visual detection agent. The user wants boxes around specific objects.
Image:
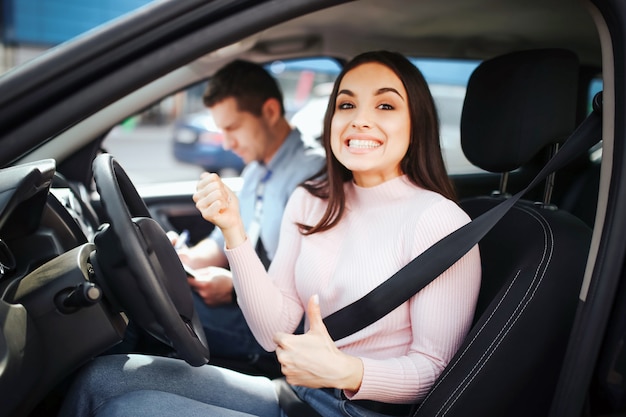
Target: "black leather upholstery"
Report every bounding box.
[413,49,593,416]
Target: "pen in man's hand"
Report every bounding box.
[174,229,190,250]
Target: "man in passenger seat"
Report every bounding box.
[169,59,325,365]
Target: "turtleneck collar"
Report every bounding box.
[345,175,420,208]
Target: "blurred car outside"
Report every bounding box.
[172,110,244,177]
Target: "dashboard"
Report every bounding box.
[0,159,126,416]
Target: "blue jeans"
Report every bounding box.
[58,354,281,417]
[290,386,411,417]
[96,391,269,417]
[58,354,402,417]
[192,292,267,360]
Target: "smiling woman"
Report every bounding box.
[331,62,412,187]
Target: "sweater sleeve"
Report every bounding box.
[346,199,482,403]
[225,187,308,351]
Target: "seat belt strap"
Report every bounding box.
[323,100,602,342]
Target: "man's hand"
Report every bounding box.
[166,230,186,248]
[273,295,364,391]
[187,266,235,306]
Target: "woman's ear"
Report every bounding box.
[261,97,282,125]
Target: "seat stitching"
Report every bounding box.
[417,206,548,407]
[436,207,553,417]
[437,208,554,415]
[417,271,521,409]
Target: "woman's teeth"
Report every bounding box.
[348,139,381,149]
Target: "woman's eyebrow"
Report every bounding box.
[377,87,405,100]
[337,87,405,100]
[337,87,404,101]
[337,89,354,97]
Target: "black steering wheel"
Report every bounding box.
[91,153,210,366]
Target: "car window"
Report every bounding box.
[588,76,603,162]
[589,78,603,111]
[101,56,486,186]
[410,58,482,175]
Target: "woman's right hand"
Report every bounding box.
[193,172,246,249]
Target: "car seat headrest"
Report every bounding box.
[461,49,579,173]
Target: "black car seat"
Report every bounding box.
[413,49,594,416]
[558,155,601,228]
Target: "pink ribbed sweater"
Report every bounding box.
[225,175,482,404]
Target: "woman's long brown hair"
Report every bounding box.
[300,50,456,235]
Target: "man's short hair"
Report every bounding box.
[203,59,285,116]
